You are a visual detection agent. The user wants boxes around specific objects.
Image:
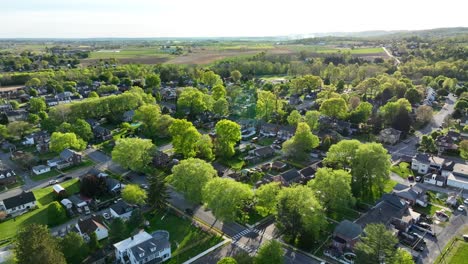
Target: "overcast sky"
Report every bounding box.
[1,0,467,38]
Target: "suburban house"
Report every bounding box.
[259,123,277,137]
[436,134,458,153]
[0,192,36,214]
[356,194,419,232]
[47,148,83,169]
[252,146,275,158]
[0,167,16,185]
[392,184,428,207]
[22,131,50,151]
[378,128,402,145]
[299,166,316,180]
[331,220,363,253]
[273,169,303,186]
[425,173,447,187]
[411,153,445,174]
[110,200,134,220]
[75,215,109,241]
[106,177,124,193]
[271,161,288,172]
[277,126,296,140]
[113,230,171,264]
[5,110,28,122]
[93,125,112,141]
[32,165,51,175]
[446,163,468,189]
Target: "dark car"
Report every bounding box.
[408,176,415,182]
[184,208,194,216]
[62,176,73,182]
[56,174,65,179]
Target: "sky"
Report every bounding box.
[0,0,467,38]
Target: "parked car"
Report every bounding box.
[463,234,468,241]
[464,198,468,205]
[416,222,432,230]
[62,176,72,182]
[408,176,415,182]
[415,176,422,182]
[436,210,449,219]
[84,206,91,215]
[48,179,58,185]
[103,212,111,220]
[251,137,258,143]
[457,205,465,212]
[56,174,65,179]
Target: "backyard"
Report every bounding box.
[145,210,224,264]
[390,162,414,179]
[0,179,80,242]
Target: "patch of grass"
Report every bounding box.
[59,159,94,173]
[257,137,274,146]
[391,162,414,179]
[30,169,61,182]
[145,210,223,263]
[435,238,468,264]
[33,178,80,207]
[414,203,451,218]
[363,179,398,204]
[427,191,448,206]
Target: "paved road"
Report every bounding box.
[382,47,401,65]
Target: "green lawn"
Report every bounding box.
[30,169,61,182]
[427,191,448,206]
[391,162,414,179]
[257,137,274,146]
[436,238,468,264]
[0,179,80,241]
[145,211,223,264]
[59,159,94,173]
[414,203,452,218]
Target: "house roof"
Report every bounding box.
[299,166,316,178]
[114,230,169,254]
[413,153,445,165]
[254,146,275,157]
[32,165,49,171]
[453,163,468,177]
[105,178,121,191]
[280,169,301,183]
[53,184,65,193]
[380,128,402,136]
[77,216,107,235]
[2,192,36,210]
[271,161,287,169]
[0,168,15,177]
[110,200,133,215]
[393,184,425,201]
[60,148,79,160]
[129,235,171,262]
[356,194,407,227]
[334,220,362,239]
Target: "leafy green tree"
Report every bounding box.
[420,135,437,153]
[47,201,68,226]
[72,118,94,141]
[28,113,40,124]
[0,124,8,141]
[128,208,145,228]
[88,91,99,98]
[255,182,281,217]
[215,119,241,158]
[304,110,320,131]
[355,224,398,264]
[197,134,214,161]
[218,257,238,264]
[169,119,201,158]
[112,138,155,172]
[230,70,242,83]
[26,77,41,88]
[15,224,66,264]
[147,174,169,210]
[256,90,282,121]
[287,110,302,126]
[349,102,373,124]
[7,121,32,139]
[379,98,411,125]
[177,87,212,116]
[213,98,229,117]
[88,232,100,251]
[202,70,223,87]
[324,139,361,168]
[60,232,89,264]
[319,97,348,119]
[392,249,415,264]
[50,132,86,152]
[133,104,175,140]
[29,97,47,113]
[254,240,284,264]
[9,100,19,110]
[145,73,161,91]
[171,158,217,203]
[212,84,227,101]
[404,88,422,104]
[122,184,147,205]
[282,122,319,160]
[276,185,326,241]
[460,140,468,160]
[203,178,253,222]
[308,168,354,213]
[109,218,128,243]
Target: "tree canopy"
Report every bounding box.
[282,122,319,160]
[122,184,147,205]
[215,119,241,158]
[169,119,202,158]
[111,138,155,172]
[49,132,86,153]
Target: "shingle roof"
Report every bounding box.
[110,200,133,215]
[77,216,107,235]
[334,220,362,239]
[2,192,36,210]
[280,169,301,182]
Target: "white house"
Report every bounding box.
[32,165,51,175]
[113,230,171,264]
[411,153,445,174]
[446,163,468,189]
[424,174,446,187]
[110,200,134,220]
[0,192,36,214]
[75,216,109,241]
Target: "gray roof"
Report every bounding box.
[60,148,79,160]
[129,236,170,262]
[2,192,36,210]
[334,220,362,239]
[110,200,133,215]
[254,146,275,157]
[280,169,301,182]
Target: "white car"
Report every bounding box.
[48,180,58,185]
[102,212,111,220]
[458,205,465,212]
[464,198,468,205]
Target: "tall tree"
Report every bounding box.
[60,232,89,264]
[392,249,415,264]
[29,97,47,113]
[254,240,284,264]
[230,70,242,83]
[109,218,128,243]
[112,138,155,172]
[197,134,215,161]
[349,102,373,124]
[122,184,147,205]
[308,168,354,213]
[215,119,241,158]
[287,110,302,126]
[7,121,32,139]
[355,224,398,264]
[203,178,253,222]
[177,87,212,116]
[460,140,468,160]
[319,97,348,119]
[171,158,217,203]
[415,105,433,124]
[49,132,86,152]
[304,110,320,131]
[275,185,326,241]
[15,224,66,264]
[282,122,319,160]
[256,90,282,121]
[420,135,437,153]
[169,119,201,158]
[147,174,170,210]
[213,98,229,117]
[72,118,94,141]
[404,88,422,104]
[255,182,281,217]
[212,84,227,101]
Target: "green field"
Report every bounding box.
[436,239,468,264]
[283,45,384,54]
[89,47,172,59]
[0,179,79,241]
[145,211,224,264]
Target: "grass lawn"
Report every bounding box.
[414,203,452,218]
[257,137,274,146]
[59,159,94,173]
[145,210,223,263]
[435,238,468,264]
[427,191,448,206]
[390,162,414,179]
[0,176,25,193]
[0,179,80,241]
[30,169,61,182]
[218,155,246,171]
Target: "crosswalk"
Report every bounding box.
[231,228,274,241]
